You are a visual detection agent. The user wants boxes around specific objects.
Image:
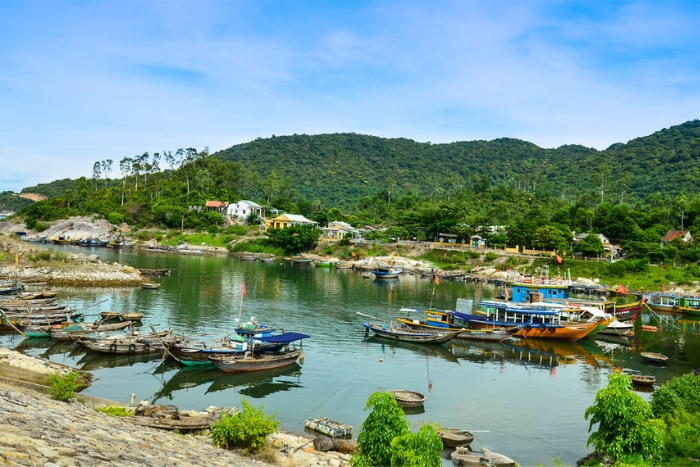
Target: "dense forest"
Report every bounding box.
[5,120,700,271]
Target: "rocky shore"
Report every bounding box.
[0,347,352,467]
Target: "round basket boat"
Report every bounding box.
[641,352,668,364]
[438,428,474,448]
[631,375,656,386]
[388,390,425,408]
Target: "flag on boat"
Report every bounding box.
[504,285,510,301]
[662,285,665,293]
[433,275,440,285]
[617,284,629,295]
[242,281,246,298]
[555,254,563,264]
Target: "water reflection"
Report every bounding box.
[362,335,459,364]
[77,351,165,371]
[151,365,220,401]
[206,363,303,398]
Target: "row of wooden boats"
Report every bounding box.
[645,292,700,316]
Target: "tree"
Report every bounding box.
[101,159,113,189]
[618,171,633,204]
[351,392,410,467]
[591,164,611,203]
[585,372,665,461]
[675,193,690,230]
[265,225,321,253]
[575,234,605,258]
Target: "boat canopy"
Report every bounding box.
[255,332,310,343]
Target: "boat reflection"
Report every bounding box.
[362,335,459,363]
[206,363,303,398]
[505,338,611,368]
[151,365,221,401]
[77,350,165,371]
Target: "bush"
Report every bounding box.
[96,406,133,417]
[108,212,124,225]
[24,217,37,229]
[484,252,499,262]
[651,373,700,418]
[210,397,279,453]
[389,424,442,467]
[351,392,410,467]
[47,371,83,401]
[584,372,665,461]
[224,225,248,236]
[34,221,51,232]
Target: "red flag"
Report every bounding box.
[618,284,628,295]
[555,254,562,264]
[242,281,246,298]
[433,275,440,285]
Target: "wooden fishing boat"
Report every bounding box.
[208,348,304,372]
[261,257,276,263]
[451,447,516,467]
[75,237,110,247]
[292,258,313,264]
[127,413,219,431]
[362,321,460,344]
[314,260,334,267]
[141,283,160,290]
[79,339,170,354]
[49,320,134,340]
[120,312,144,321]
[437,428,475,448]
[398,307,520,342]
[100,311,122,320]
[138,268,171,276]
[108,239,137,248]
[388,389,425,408]
[641,352,668,364]
[371,264,403,279]
[631,374,656,386]
[239,255,258,261]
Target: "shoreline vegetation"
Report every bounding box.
[1,217,699,295]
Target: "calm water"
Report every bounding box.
[3,245,700,466]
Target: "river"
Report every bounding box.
[3,245,700,466]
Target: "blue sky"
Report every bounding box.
[1,0,699,192]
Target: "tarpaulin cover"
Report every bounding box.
[255,332,310,343]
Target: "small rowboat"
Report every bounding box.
[437,428,474,447]
[451,447,516,467]
[631,375,656,386]
[641,352,668,364]
[142,283,160,290]
[100,311,122,320]
[121,312,144,321]
[388,389,425,408]
[641,325,658,332]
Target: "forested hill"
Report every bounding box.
[215,120,700,208]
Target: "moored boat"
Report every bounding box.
[641,352,668,364]
[362,321,460,344]
[371,264,403,279]
[208,348,304,373]
[451,447,516,467]
[437,428,475,448]
[388,389,425,408]
[631,374,656,386]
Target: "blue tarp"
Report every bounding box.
[256,332,310,343]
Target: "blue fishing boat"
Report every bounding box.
[371,264,403,279]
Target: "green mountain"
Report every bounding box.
[215,120,700,208]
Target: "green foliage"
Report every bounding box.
[484,252,499,262]
[351,392,410,467]
[0,191,33,211]
[47,371,83,401]
[389,424,443,467]
[96,406,133,417]
[34,221,51,232]
[107,212,124,225]
[584,372,665,461]
[210,397,279,453]
[223,225,248,235]
[651,373,700,418]
[660,409,700,460]
[265,225,321,254]
[24,217,37,229]
[575,234,605,257]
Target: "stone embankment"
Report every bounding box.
[0,347,352,467]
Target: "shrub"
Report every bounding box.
[223,225,247,236]
[24,217,37,229]
[96,406,133,417]
[210,397,279,453]
[484,252,499,262]
[651,373,700,417]
[351,391,410,467]
[34,221,51,232]
[584,372,665,461]
[107,212,124,225]
[47,371,83,401]
[389,424,442,467]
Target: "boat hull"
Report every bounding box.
[208,349,302,373]
[362,322,459,344]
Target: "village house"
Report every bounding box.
[573,232,621,257]
[321,221,360,241]
[205,200,228,216]
[226,200,265,219]
[264,213,318,231]
[661,230,693,246]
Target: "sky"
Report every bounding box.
[1,0,699,192]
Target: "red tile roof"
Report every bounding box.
[661,230,688,242]
[206,201,226,208]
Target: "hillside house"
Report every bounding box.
[265,214,318,231]
[322,221,360,240]
[661,230,692,246]
[227,200,264,219]
[205,201,228,216]
[573,232,620,257]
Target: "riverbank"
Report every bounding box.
[0,346,352,467]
